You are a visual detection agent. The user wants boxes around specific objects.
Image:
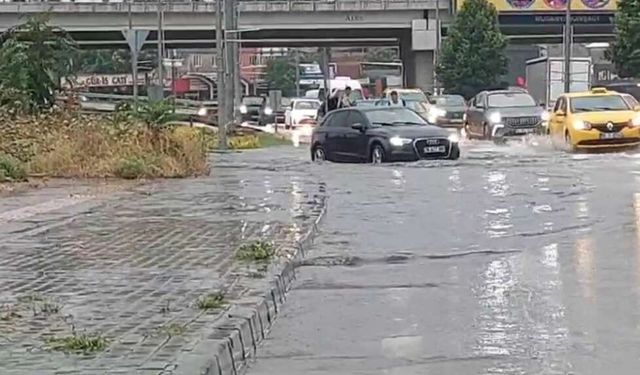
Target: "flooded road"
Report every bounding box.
[244,139,640,374]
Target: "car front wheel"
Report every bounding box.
[312,145,326,162]
[449,144,461,160]
[370,144,385,164]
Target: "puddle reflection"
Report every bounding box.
[574,237,596,303]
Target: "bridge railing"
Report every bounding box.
[0,0,448,12]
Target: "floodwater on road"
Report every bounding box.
[243,138,640,375]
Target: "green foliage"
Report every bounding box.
[236,241,276,262]
[606,0,640,78]
[436,0,508,99]
[0,154,27,182]
[195,293,226,310]
[114,156,150,179]
[0,15,77,111]
[76,49,158,74]
[134,99,180,129]
[265,57,296,95]
[45,333,108,354]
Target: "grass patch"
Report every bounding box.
[257,132,291,147]
[235,241,277,262]
[0,111,209,179]
[195,292,226,310]
[45,333,108,354]
[0,154,26,182]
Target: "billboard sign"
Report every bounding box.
[456,0,617,12]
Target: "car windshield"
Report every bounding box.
[433,95,466,106]
[571,95,630,112]
[405,100,428,112]
[397,91,427,102]
[488,92,536,107]
[243,97,263,106]
[294,101,320,110]
[365,108,427,126]
[622,94,639,107]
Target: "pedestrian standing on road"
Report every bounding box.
[388,90,405,107]
[339,86,353,108]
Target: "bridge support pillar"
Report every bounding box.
[401,18,437,93]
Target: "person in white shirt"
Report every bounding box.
[388,90,406,107]
[339,86,354,108]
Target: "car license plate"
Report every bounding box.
[600,132,622,139]
[514,128,533,135]
[424,146,446,153]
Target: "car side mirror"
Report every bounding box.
[351,123,365,131]
[634,105,640,111]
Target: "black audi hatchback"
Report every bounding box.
[310,107,461,163]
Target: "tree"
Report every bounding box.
[0,15,77,111]
[365,47,398,62]
[265,56,296,95]
[436,0,507,99]
[606,0,640,78]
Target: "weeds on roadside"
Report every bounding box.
[195,292,226,310]
[235,241,277,262]
[158,323,186,337]
[0,154,26,182]
[45,332,108,354]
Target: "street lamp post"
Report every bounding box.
[156,0,164,89]
[563,0,572,93]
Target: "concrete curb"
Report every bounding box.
[170,197,327,375]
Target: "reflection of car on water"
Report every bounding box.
[548,88,640,151]
[465,89,548,143]
[310,107,460,163]
[426,94,467,129]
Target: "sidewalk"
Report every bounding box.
[0,148,325,374]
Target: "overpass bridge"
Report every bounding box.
[0,0,617,90]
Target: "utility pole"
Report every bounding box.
[128,1,138,109]
[433,0,440,94]
[223,0,235,130]
[563,0,572,93]
[216,0,226,149]
[156,0,164,91]
[322,47,330,114]
[295,49,300,97]
[233,1,242,125]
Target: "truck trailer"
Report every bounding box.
[525,56,592,109]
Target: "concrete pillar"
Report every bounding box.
[400,17,437,93]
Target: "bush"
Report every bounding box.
[0,110,209,179]
[0,154,26,182]
[229,135,261,149]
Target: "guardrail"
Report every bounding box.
[62,92,217,116]
[0,0,447,12]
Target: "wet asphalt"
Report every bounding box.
[243,138,640,375]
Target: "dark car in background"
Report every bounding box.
[464,90,548,143]
[426,94,467,130]
[310,107,460,163]
[240,96,266,124]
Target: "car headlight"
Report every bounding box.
[389,136,412,147]
[540,111,550,121]
[632,114,640,127]
[197,107,207,116]
[264,107,273,116]
[573,119,592,130]
[239,105,248,114]
[488,112,501,124]
[448,133,460,143]
[79,95,88,102]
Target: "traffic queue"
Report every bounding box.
[237,83,640,164]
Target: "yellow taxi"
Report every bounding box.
[548,88,640,151]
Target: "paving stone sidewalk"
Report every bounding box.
[0,148,325,374]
